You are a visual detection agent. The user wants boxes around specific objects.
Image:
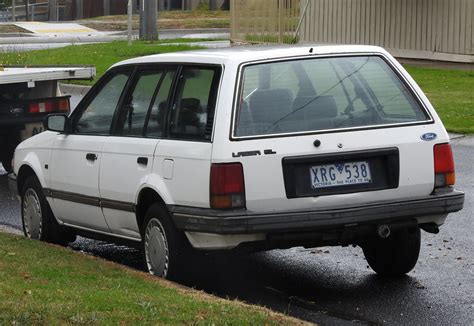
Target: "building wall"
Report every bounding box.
[299,0,473,63]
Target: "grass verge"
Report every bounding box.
[0,41,205,85]
[81,10,230,31]
[404,65,474,134]
[0,232,305,325]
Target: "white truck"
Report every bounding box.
[0,65,96,172]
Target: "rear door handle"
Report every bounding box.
[86,153,98,161]
[137,157,148,166]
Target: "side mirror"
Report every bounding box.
[44,114,69,133]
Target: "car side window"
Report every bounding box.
[145,70,175,138]
[73,72,130,135]
[168,66,220,141]
[117,71,164,136]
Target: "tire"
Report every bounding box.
[142,203,192,280]
[362,227,421,276]
[21,176,76,245]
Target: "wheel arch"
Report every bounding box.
[17,163,40,195]
[135,187,169,234]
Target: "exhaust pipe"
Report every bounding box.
[377,225,391,239]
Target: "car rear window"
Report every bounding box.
[234,56,430,137]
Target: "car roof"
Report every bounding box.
[112,44,390,68]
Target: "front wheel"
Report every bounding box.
[142,203,192,280]
[21,176,76,245]
[362,227,421,276]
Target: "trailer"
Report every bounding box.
[0,65,96,172]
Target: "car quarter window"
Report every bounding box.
[168,66,220,141]
[116,70,166,137]
[73,72,130,135]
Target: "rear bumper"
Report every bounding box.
[169,190,464,235]
[8,173,18,199]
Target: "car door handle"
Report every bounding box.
[86,153,98,161]
[137,157,148,166]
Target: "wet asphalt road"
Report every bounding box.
[0,143,472,325]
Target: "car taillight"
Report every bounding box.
[210,163,245,209]
[434,143,455,187]
[28,99,70,114]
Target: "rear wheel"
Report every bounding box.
[362,227,421,276]
[142,203,192,280]
[21,176,76,245]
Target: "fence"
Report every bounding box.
[230,0,473,63]
[230,0,302,44]
[299,0,473,63]
[0,0,58,22]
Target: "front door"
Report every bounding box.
[50,70,131,231]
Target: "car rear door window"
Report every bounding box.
[146,70,175,138]
[168,66,220,141]
[116,71,164,137]
[73,72,130,135]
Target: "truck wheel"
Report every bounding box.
[21,176,76,245]
[362,227,421,276]
[142,203,191,280]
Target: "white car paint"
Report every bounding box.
[13,45,459,250]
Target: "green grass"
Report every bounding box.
[0,41,204,85]
[404,65,474,134]
[0,232,303,325]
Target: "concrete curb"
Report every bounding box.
[0,35,131,44]
[0,225,22,235]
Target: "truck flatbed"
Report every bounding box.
[0,66,96,85]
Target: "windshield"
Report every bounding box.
[234,56,430,137]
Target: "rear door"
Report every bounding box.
[99,66,177,239]
[50,69,132,231]
[152,65,222,208]
[219,55,441,212]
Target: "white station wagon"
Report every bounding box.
[9,45,464,279]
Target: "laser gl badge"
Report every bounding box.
[421,132,437,141]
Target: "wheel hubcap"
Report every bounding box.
[22,188,42,239]
[144,218,169,277]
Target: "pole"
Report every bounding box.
[209,0,217,11]
[25,0,29,21]
[49,0,58,21]
[139,0,145,38]
[278,0,283,43]
[103,0,110,16]
[12,0,16,22]
[127,0,132,45]
[140,0,158,41]
[76,0,83,19]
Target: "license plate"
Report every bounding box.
[21,122,44,140]
[310,161,372,189]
